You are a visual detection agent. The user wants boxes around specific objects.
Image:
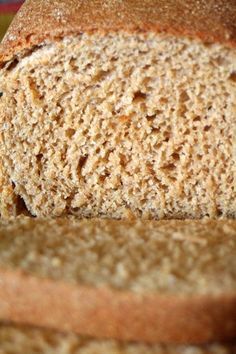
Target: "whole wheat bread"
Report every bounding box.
[0,218,235,344]
[0,323,235,354]
[0,0,235,219]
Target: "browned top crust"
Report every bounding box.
[0,0,236,65]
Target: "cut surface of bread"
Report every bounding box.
[0,218,236,295]
[0,0,236,219]
[0,218,235,344]
[0,323,235,354]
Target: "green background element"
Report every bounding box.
[0,14,14,41]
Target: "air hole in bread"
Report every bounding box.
[66,128,76,138]
[229,72,236,82]
[77,155,88,175]
[204,125,211,132]
[6,58,19,71]
[133,91,147,102]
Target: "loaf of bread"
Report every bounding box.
[0,217,235,344]
[0,323,235,354]
[0,0,235,219]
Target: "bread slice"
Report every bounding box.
[0,0,236,219]
[0,217,235,344]
[0,323,235,354]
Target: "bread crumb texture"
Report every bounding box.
[0,33,235,219]
[1,0,236,64]
[0,218,235,296]
[0,323,235,354]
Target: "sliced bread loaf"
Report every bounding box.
[0,218,235,344]
[0,323,235,354]
[0,0,235,218]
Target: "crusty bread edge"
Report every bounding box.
[1,0,236,66]
[0,269,235,344]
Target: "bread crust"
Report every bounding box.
[0,0,236,65]
[0,269,235,345]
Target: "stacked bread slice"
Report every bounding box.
[0,323,235,354]
[0,217,235,350]
[0,0,236,219]
[0,0,235,351]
